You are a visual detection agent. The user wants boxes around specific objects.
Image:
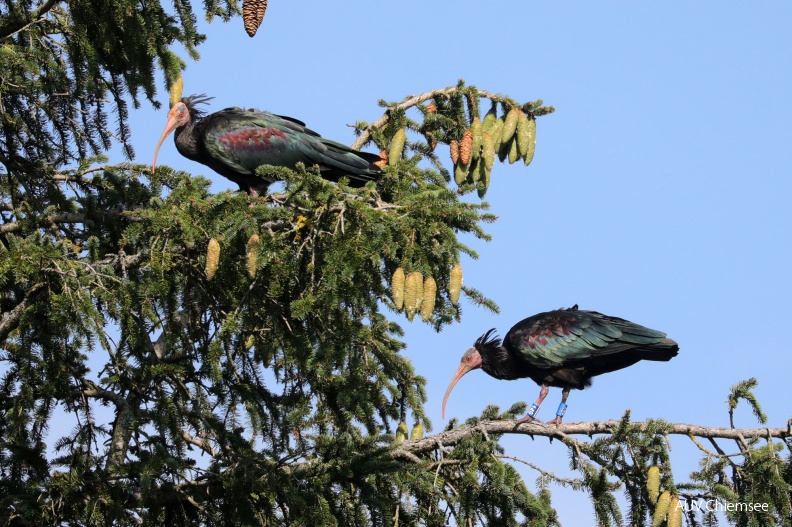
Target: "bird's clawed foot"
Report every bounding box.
[514,386,569,426]
[515,402,542,424]
[550,401,568,426]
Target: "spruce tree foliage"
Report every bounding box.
[396,381,791,527]
[2,2,791,527]
[0,0,234,199]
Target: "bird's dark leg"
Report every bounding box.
[245,187,259,207]
[548,387,571,426]
[517,384,549,424]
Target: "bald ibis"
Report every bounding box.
[442,305,679,425]
[152,95,382,195]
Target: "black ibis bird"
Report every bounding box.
[152,95,382,195]
[442,305,679,425]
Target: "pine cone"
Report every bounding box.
[459,129,473,166]
[646,466,660,506]
[410,422,424,440]
[391,267,405,309]
[206,238,220,280]
[412,271,424,313]
[449,138,460,165]
[522,117,536,166]
[421,276,436,322]
[652,492,672,527]
[246,234,260,279]
[404,272,419,321]
[395,421,408,443]
[477,161,490,199]
[169,76,183,107]
[449,264,463,305]
[470,117,483,158]
[243,0,268,37]
[454,162,468,186]
[508,136,519,164]
[490,118,504,153]
[389,128,407,165]
[481,131,495,171]
[502,108,521,144]
[667,497,682,527]
[482,106,497,131]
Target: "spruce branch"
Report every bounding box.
[394,420,792,457]
[0,212,86,234]
[0,206,134,234]
[727,377,767,427]
[351,86,461,150]
[350,83,551,151]
[0,0,60,39]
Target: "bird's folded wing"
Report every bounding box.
[508,310,668,369]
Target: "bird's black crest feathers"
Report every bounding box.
[182,94,214,119]
[475,329,502,351]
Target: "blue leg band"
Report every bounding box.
[527,403,540,418]
[556,403,568,418]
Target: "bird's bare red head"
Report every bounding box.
[441,330,500,419]
[151,95,213,173]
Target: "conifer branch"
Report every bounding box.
[351,86,458,150]
[0,208,134,233]
[0,283,46,343]
[182,430,220,457]
[0,212,85,233]
[0,0,60,39]
[394,419,792,457]
[351,85,506,151]
[81,381,136,470]
[95,251,145,269]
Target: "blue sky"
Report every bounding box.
[133,2,792,523]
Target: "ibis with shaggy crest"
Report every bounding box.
[152,95,382,195]
[442,305,679,425]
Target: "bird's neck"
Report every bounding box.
[480,345,530,380]
[174,122,201,162]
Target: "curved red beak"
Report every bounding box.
[151,106,182,174]
[441,347,482,419]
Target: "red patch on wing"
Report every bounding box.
[219,127,287,151]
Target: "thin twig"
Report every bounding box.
[495,454,582,486]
